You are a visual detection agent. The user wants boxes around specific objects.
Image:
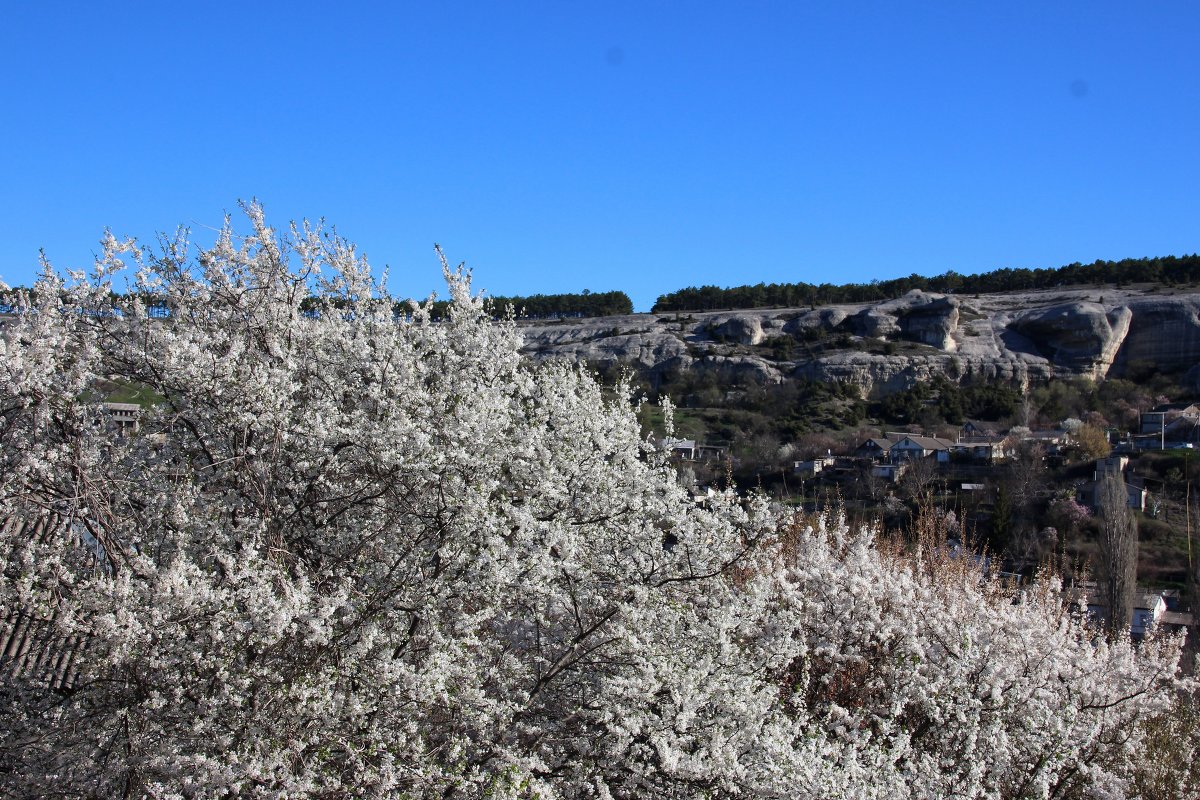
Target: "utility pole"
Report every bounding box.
[1188,449,1194,582]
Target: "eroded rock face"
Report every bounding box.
[518,316,692,373]
[1112,297,1200,377]
[792,352,1054,396]
[846,291,959,350]
[783,308,847,335]
[897,295,960,351]
[695,354,781,384]
[705,316,767,346]
[849,308,899,339]
[1006,303,1131,378]
[517,287,1200,396]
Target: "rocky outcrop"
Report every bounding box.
[705,316,768,346]
[695,354,780,384]
[517,287,1200,396]
[897,295,959,350]
[1111,297,1200,377]
[792,351,1055,395]
[845,291,959,351]
[517,317,692,372]
[783,308,848,335]
[1005,302,1131,378]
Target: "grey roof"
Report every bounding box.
[0,608,87,691]
[1134,592,1167,611]
[893,435,953,451]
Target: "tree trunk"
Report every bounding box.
[1098,471,1138,636]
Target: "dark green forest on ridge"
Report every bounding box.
[651,253,1200,313]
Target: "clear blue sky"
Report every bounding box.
[2,2,1197,311]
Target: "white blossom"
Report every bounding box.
[0,205,1190,799]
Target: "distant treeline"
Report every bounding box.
[650,254,1200,313]
[484,289,633,318]
[300,290,631,320]
[0,288,633,322]
[421,289,632,319]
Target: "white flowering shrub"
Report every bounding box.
[0,207,1191,798]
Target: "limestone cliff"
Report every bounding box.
[516,286,1200,396]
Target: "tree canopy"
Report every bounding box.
[0,207,1193,798]
[651,255,1200,312]
[409,289,633,320]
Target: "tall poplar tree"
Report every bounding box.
[1099,470,1139,635]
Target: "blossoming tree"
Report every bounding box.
[0,206,1191,798]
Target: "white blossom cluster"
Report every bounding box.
[0,207,1190,798]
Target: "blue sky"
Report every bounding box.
[1,2,1197,311]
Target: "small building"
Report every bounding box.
[1131,592,1169,639]
[1162,415,1200,445]
[1159,610,1195,634]
[889,435,953,464]
[793,456,836,477]
[854,436,895,462]
[1140,403,1200,435]
[1141,411,1168,436]
[1076,479,1148,513]
[661,438,697,460]
[694,444,728,463]
[1023,430,1067,450]
[960,420,998,440]
[102,402,140,435]
[951,437,1011,464]
[1076,456,1147,513]
[660,438,727,463]
[1078,585,1174,639]
[1094,455,1129,477]
[871,462,907,483]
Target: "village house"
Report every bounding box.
[1129,592,1169,638]
[888,434,953,465]
[951,436,1012,464]
[871,462,907,483]
[1130,593,1170,638]
[661,437,697,460]
[101,402,140,435]
[960,420,998,441]
[660,438,727,463]
[1094,455,1129,477]
[694,444,728,462]
[1080,587,1178,639]
[1024,429,1068,453]
[854,436,895,462]
[1075,456,1149,512]
[1162,416,1200,445]
[1139,403,1200,435]
[1132,404,1200,449]
[793,456,836,477]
